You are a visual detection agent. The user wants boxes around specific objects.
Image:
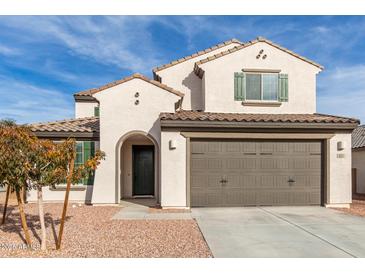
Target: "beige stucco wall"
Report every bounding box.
[160,131,187,207]
[352,149,365,194]
[156,42,241,111]
[75,101,99,118]
[200,41,321,113]
[27,186,94,203]
[327,133,352,206]
[91,78,180,204]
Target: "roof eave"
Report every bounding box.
[160,120,358,130]
[73,94,98,102]
[32,131,100,140]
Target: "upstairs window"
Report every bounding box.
[234,72,288,102]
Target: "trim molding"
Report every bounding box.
[34,131,100,140]
[186,137,191,208]
[161,120,358,130]
[181,132,335,139]
[242,101,282,107]
[242,68,281,73]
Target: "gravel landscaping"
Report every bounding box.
[336,200,365,217]
[0,198,212,258]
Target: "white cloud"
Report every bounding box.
[317,65,365,123]
[0,75,73,124]
[0,44,20,56]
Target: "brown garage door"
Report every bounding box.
[190,140,322,207]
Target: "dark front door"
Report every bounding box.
[132,145,154,196]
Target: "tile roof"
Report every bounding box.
[160,111,359,125]
[194,37,324,78]
[74,73,184,97]
[152,38,243,73]
[352,126,365,149]
[30,116,99,133]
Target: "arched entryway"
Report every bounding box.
[117,131,159,204]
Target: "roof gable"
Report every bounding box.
[74,73,184,98]
[152,38,243,74]
[194,37,324,78]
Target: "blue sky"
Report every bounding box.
[0,16,364,124]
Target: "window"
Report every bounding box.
[74,141,95,185]
[234,72,288,102]
[94,106,100,117]
[246,73,278,101]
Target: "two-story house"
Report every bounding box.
[29,37,359,208]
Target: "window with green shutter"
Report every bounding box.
[278,74,289,102]
[234,72,288,102]
[94,106,100,117]
[234,72,245,100]
[74,141,95,185]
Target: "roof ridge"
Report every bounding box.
[152,38,243,73]
[193,36,324,78]
[74,73,184,97]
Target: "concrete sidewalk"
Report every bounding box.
[112,200,192,220]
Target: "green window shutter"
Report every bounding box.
[83,141,95,185]
[73,142,84,185]
[278,74,288,102]
[94,106,100,117]
[234,72,245,100]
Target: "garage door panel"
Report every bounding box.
[191,140,322,207]
[242,158,257,169]
[225,158,241,169]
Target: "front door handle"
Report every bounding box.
[220,176,228,185]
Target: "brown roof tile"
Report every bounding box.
[160,111,359,125]
[194,37,324,78]
[152,38,243,73]
[74,73,184,97]
[30,116,99,133]
[352,125,365,149]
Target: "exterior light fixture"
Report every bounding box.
[169,140,176,150]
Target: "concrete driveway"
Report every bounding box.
[192,206,365,258]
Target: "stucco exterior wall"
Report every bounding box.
[156,42,241,111]
[352,149,365,194]
[91,78,180,204]
[200,42,321,114]
[75,101,99,118]
[160,131,187,208]
[327,132,352,206]
[27,186,94,203]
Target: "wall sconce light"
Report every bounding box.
[135,100,139,105]
[259,49,264,54]
[256,54,261,59]
[135,92,139,98]
[262,54,267,59]
[337,141,344,151]
[169,140,176,150]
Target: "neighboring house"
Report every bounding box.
[352,126,365,194]
[28,37,359,208]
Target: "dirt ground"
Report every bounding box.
[0,197,212,258]
[336,199,365,217]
